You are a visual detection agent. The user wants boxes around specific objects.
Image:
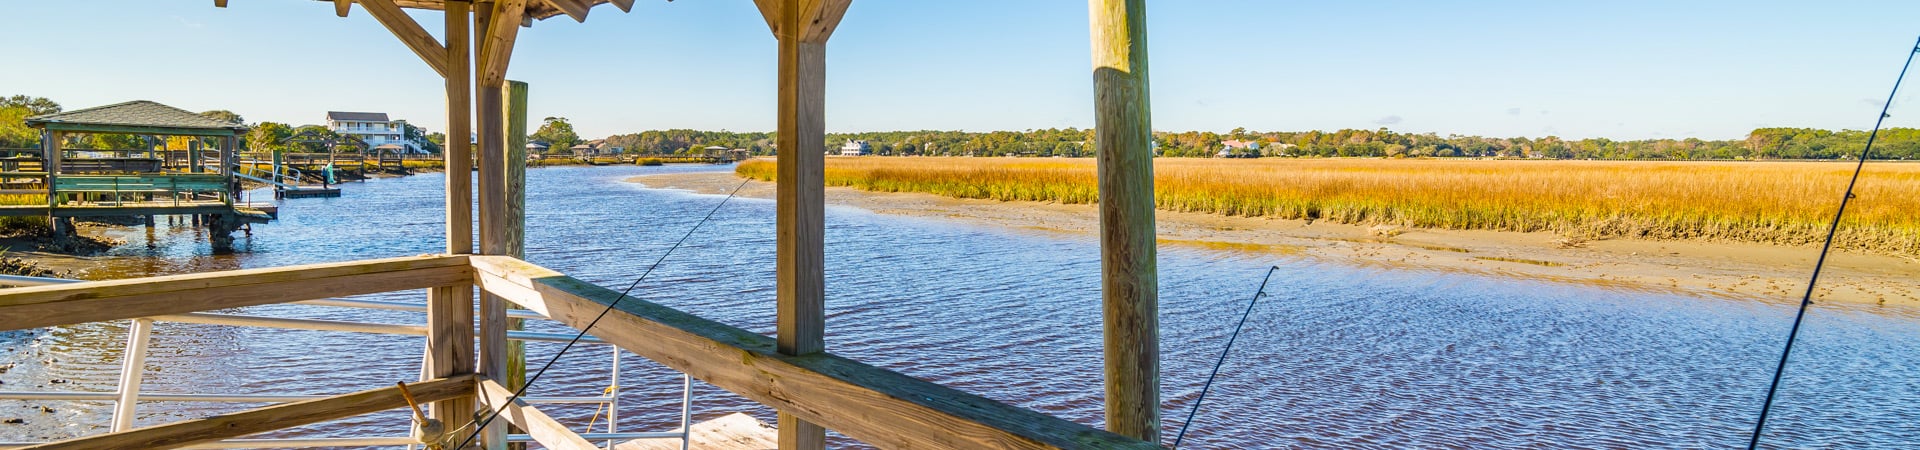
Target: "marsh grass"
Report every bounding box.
[738,157,1920,255]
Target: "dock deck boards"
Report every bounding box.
[610,413,776,450]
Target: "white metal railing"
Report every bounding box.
[0,275,694,450]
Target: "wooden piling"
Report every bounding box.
[1090,0,1160,444]
[426,0,477,440]
[503,80,529,390]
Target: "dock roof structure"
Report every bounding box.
[25,100,246,136]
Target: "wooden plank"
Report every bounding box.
[425,284,475,434]
[468,256,1157,450]
[1089,0,1160,444]
[479,0,525,87]
[607,0,633,12]
[214,0,228,7]
[800,0,850,42]
[334,0,351,17]
[0,255,472,331]
[476,378,599,450]
[541,0,590,22]
[444,0,474,255]
[17,375,475,450]
[360,0,452,78]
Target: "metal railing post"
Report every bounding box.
[680,373,693,450]
[608,347,620,449]
[111,318,155,431]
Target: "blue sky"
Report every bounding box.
[6,1,1920,140]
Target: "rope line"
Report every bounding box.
[450,177,753,450]
[1747,35,1920,450]
[1172,265,1281,448]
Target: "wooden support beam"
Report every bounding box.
[445,0,475,255]
[755,2,848,448]
[476,378,599,450]
[468,256,1157,450]
[214,0,228,7]
[478,0,525,88]
[334,0,351,17]
[607,0,633,13]
[360,0,452,78]
[18,375,476,450]
[1089,0,1160,444]
[0,255,472,331]
[542,0,590,22]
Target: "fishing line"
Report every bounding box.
[450,177,753,450]
[1747,35,1920,450]
[1172,265,1282,448]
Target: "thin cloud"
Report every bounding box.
[1506,107,1523,116]
[1374,115,1403,125]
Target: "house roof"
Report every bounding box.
[327,111,390,122]
[25,100,247,136]
[570,144,594,150]
[527,142,550,149]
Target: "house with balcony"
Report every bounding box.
[839,139,871,156]
[326,111,426,153]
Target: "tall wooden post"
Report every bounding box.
[752,1,847,449]
[426,0,478,442]
[473,2,522,449]
[445,0,475,255]
[1090,0,1160,444]
[502,80,530,390]
[41,130,60,234]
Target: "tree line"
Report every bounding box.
[11,94,1920,160]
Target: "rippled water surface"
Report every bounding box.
[3,164,1919,448]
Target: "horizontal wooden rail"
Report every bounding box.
[17,375,475,450]
[477,378,600,450]
[0,255,471,331]
[468,255,1157,450]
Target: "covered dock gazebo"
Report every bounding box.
[22,100,269,252]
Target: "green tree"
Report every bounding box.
[247,122,294,152]
[531,117,579,153]
[199,110,244,124]
[1,95,61,116]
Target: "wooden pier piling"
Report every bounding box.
[1091,0,1161,444]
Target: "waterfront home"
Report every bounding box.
[839,139,871,156]
[326,111,428,153]
[526,141,550,154]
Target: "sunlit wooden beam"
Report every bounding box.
[480,0,525,87]
[752,0,781,37]
[214,0,228,7]
[334,0,350,17]
[360,0,451,78]
[608,0,633,13]
[542,0,590,22]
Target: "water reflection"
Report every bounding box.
[1,164,1916,448]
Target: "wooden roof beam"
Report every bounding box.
[607,0,633,13]
[334,0,350,17]
[360,0,451,78]
[752,0,849,42]
[480,0,526,86]
[542,0,590,22]
[214,0,228,7]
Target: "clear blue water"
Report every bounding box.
[3,164,1918,448]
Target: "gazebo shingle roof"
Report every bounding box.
[25,100,246,135]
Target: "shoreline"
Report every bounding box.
[626,171,1920,308]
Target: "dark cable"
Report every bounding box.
[1747,35,1920,450]
[451,177,753,450]
[1172,265,1281,448]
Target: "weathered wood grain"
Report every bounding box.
[0,255,471,331]
[477,378,600,450]
[17,375,475,450]
[1089,0,1160,443]
[468,256,1158,450]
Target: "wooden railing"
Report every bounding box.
[0,255,1159,450]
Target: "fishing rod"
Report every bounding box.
[1172,265,1282,448]
[448,178,753,450]
[1746,35,1920,450]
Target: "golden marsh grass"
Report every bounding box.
[737,157,1920,255]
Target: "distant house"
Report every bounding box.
[587,139,621,155]
[571,144,597,157]
[1217,139,1260,158]
[839,139,871,156]
[526,142,550,154]
[327,111,428,153]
